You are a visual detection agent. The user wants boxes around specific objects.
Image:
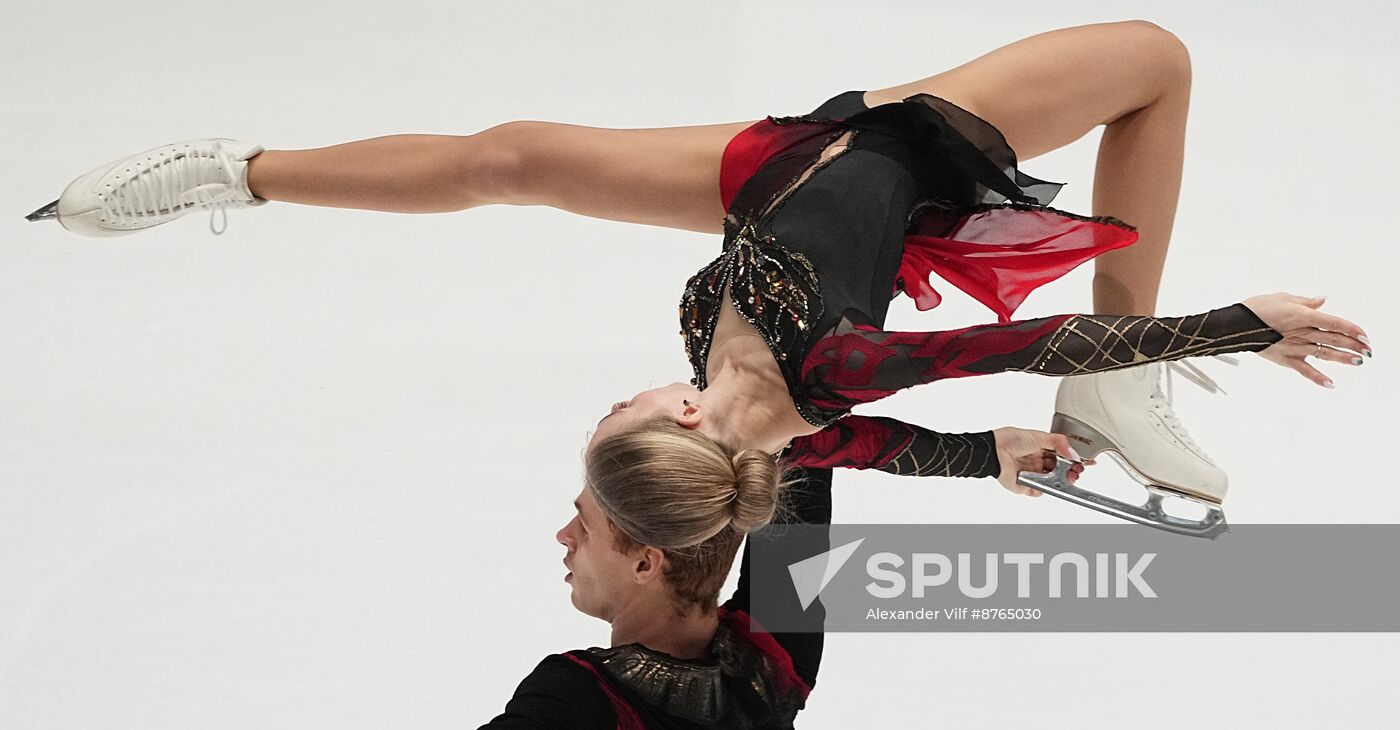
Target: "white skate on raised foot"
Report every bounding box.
[1017,356,1239,539]
[26,139,265,237]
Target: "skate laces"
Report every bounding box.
[1152,355,1239,454]
[99,141,246,236]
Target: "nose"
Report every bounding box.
[556,517,576,547]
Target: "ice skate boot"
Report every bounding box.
[1018,356,1238,539]
[26,139,265,236]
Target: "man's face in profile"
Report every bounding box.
[556,486,642,620]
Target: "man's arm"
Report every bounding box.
[478,655,615,729]
[723,467,833,691]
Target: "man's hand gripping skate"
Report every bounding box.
[992,427,1092,497]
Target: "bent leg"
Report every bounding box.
[868,20,1193,315]
[245,119,758,235]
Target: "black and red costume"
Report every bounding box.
[684,90,1282,480]
[484,90,1284,729]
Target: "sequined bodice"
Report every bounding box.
[680,214,834,426]
[680,112,923,428]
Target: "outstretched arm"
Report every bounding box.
[801,302,1284,410]
[783,416,1086,495]
[784,415,1000,478]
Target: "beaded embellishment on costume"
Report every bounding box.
[766,113,839,126]
[680,117,862,429]
[679,215,833,426]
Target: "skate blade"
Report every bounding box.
[26,200,59,222]
[1018,456,1229,540]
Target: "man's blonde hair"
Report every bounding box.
[586,417,799,608]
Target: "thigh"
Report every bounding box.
[491,119,760,235]
[868,20,1190,161]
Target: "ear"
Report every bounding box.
[632,546,669,585]
[677,398,703,429]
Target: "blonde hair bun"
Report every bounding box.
[729,449,781,534]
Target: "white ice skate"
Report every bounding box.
[26,138,265,236]
[1018,356,1239,539]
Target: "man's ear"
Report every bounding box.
[633,546,668,585]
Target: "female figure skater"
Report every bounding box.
[30,21,1369,533]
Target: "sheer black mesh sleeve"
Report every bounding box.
[800,303,1281,411]
[785,416,999,478]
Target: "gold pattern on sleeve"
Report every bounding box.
[886,432,995,477]
[1017,309,1280,376]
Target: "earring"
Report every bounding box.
[683,399,691,406]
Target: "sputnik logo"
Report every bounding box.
[787,538,865,610]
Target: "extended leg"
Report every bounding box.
[867,19,1192,316]
[244,119,758,235]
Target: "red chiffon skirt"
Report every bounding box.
[719,106,1138,324]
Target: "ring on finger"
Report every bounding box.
[1314,343,1324,359]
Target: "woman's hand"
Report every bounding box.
[991,426,1091,497]
[1242,293,1371,387]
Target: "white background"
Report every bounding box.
[2,1,1397,728]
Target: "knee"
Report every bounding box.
[465,120,546,205]
[1117,19,1192,91]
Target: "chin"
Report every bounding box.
[566,588,592,614]
[573,602,608,621]
[568,593,610,622]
